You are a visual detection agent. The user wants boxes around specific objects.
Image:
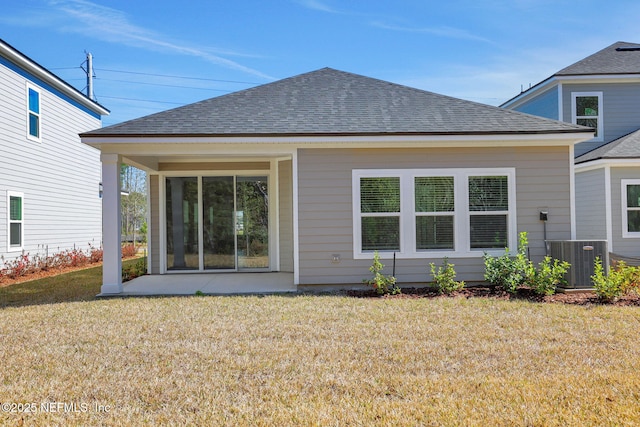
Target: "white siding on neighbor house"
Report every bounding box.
[562,83,640,156]
[610,168,640,257]
[575,168,608,240]
[0,60,102,260]
[297,146,572,286]
[513,87,559,120]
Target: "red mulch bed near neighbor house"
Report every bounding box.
[346,286,640,306]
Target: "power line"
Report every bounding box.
[95,68,260,85]
[52,66,260,85]
[96,78,233,92]
[98,95,185,105]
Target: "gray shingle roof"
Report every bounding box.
[83,68,590,137]
[556,41,640,76]
[576,128,640,163]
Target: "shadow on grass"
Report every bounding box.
[0,258,142,309]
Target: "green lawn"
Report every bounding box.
[0,268,639,425]
[0,258,140,308]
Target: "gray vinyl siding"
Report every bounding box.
[149,174,160,274]
[513,87,558,120]
[0,60,102,260]
[575,168,607,240]
[278,159,294,272]
[297,146,572,286]
[611,167,640,257]
[562,83,640,156]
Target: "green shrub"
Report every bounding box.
[122,258,147,282]
[430,257,465,294]
[615,260,640,296]
[484,232,531,293]
[591,258,640,302]
[363,251,400,295]
[484,232,570,295]
[528,256,570,296]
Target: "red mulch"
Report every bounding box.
[346,286,640,306]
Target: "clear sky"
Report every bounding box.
[2,0,639,126]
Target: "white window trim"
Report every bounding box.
[7,191,24,252]
[621,179,640,238]
[26,83,41,142]
[353,168,517,259]
[571,91,603,142]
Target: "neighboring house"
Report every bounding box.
[502,42,640,260]
[81,68,591,294]
[0,39,109,262]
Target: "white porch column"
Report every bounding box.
[101,153,123,294]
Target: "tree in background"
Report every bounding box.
[120,165,147,244]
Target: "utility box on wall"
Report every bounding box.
[546,240,608,289]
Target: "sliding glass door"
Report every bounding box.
[203,177,235,269]
[236,177,269,270]
[166,177,199,270]
[165,175,269,272]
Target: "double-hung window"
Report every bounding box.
[7,192,24,251]
[468,175,509,249]
[27,85,41,141]
[622,180,640,238]
[360,176,401,251]
[415,176,455,250]
[353,168,516,258]
[572,92,602,142]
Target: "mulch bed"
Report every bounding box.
[346,286,640,306]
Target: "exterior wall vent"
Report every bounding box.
[546,240,608,289]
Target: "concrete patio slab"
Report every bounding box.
[99,272,295,296]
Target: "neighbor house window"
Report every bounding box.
[572,92,602,141]
[622,180,640,237]
[7,192,24,251]
[353,168,516,258]
[27,85,41,140]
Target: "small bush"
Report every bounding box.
[591,258,640,302]
[484,232,570,295]
[122,258,147,282]
[528,256,570,296]
[430,257,465,294]
[122,243,138,258]
[363,251,400,295]
[484,232,531,293]
[591,257,624,302]
[615,260,640,296]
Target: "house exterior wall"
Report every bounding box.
[278,159,294,272]
[575,168,607,240]
[513,87,558,120]
[0,56,102,260]
[611,167,640,257]
[561,82,640,156]
[296,146,572,286]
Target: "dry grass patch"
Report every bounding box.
[1,296,639,426]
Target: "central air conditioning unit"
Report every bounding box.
[546,240,608,289]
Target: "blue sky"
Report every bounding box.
[3,0,640,126]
